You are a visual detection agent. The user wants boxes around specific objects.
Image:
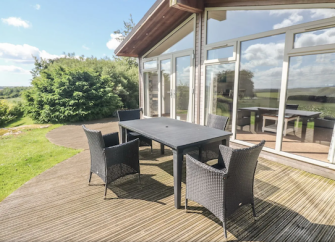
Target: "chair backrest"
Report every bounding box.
[237,110,251,119]
[82,125,106,176]
[286,104,299,110]
[117,109,141,122]
[219,140,265,216]
[206,113,229,131]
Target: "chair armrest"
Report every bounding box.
[104,138,139,170]
[186,155,227,221]
[186,154,227,178]
[103,132,119,148]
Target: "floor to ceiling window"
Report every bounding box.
[236,34,285,149]
[143,71,159,117]
[205,63,235,131]
[143,16,195,122]
[205,7,335,163]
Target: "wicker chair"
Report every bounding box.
[237,110,251,131]
[83,125,140,198]
[185,140,265,238]
[197,114,229,162]
[117,109,153,153]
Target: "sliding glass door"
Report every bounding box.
[174,51,193,122]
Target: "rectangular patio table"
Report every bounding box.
[118,117,232,209]
[239,107,321,141]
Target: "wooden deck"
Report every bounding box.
[1,118,335,241]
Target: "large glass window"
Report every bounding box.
[207,9,335,44]
[146,19,194,57]
[144,60,157,69]
[207,46,234,60]
[294,27,335,48]
[236,34,286,149]
[161,59,171,117]
[176,56,192,122]
[281,53,335,162]
[205,63,235,131]
[143,71,159,117]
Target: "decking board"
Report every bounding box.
[1,118,335,241]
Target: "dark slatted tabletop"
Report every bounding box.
[118,117,232,150]
[239,107,321,118]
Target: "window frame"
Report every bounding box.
[203,4,335,168]
[141,14,196,122]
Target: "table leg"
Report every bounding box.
[222,137,230,147]
[160,144,164,155]
[301,118,308,142]
[119,125,126,144]
[173,149,183,209]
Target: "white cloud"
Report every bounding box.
[35,4,41,10]
[1,17,31,28]
[270,10,303,29]
[0,43,61,64]
[106,33,122,50]
[82,45,90,50]
[294,28,335,48]
[310,9,335,19]
[0,65,30,74]
[241,42,285,70]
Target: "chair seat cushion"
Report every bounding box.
[211,163,225,170]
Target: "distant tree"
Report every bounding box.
[113,15,138,67]
[0,86,31,99]
[113,14,136,42]
[214,69,255,98]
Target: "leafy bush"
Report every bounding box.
[23,56,138,123]
[0,100,24,127]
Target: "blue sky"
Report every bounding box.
[0,0,155,86]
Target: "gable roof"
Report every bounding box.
[114,0,192,57]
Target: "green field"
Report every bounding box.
[255,92,279,99]
[0,125,81,201]
[4,97,22,107]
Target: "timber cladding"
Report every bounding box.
[205,0,335,7]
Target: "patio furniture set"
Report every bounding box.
[83,109,265,238]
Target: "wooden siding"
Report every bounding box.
[1,119,335,241]
[205,0,335,7]
[116,0,192,57]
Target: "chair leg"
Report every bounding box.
[104,183,108,199]
[88,172,92,185]
[251,203,257,218]
[185,198,188,212]
[151,145,153,154]
[223,221,227,239]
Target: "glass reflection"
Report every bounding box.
[236,34,285,149]
[205,63,235,131]
[175,56,191,122]
[207,9,335,44]
[143,71,159,117]
[161,59,171,118]
[294,27,335,48]
[207,46,234,60]
[144,61,157,69]
[282,53,335,163]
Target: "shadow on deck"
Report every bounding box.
[1,118,335,241]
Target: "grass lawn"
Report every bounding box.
[3,116,36,128]
[0,125,81,201]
